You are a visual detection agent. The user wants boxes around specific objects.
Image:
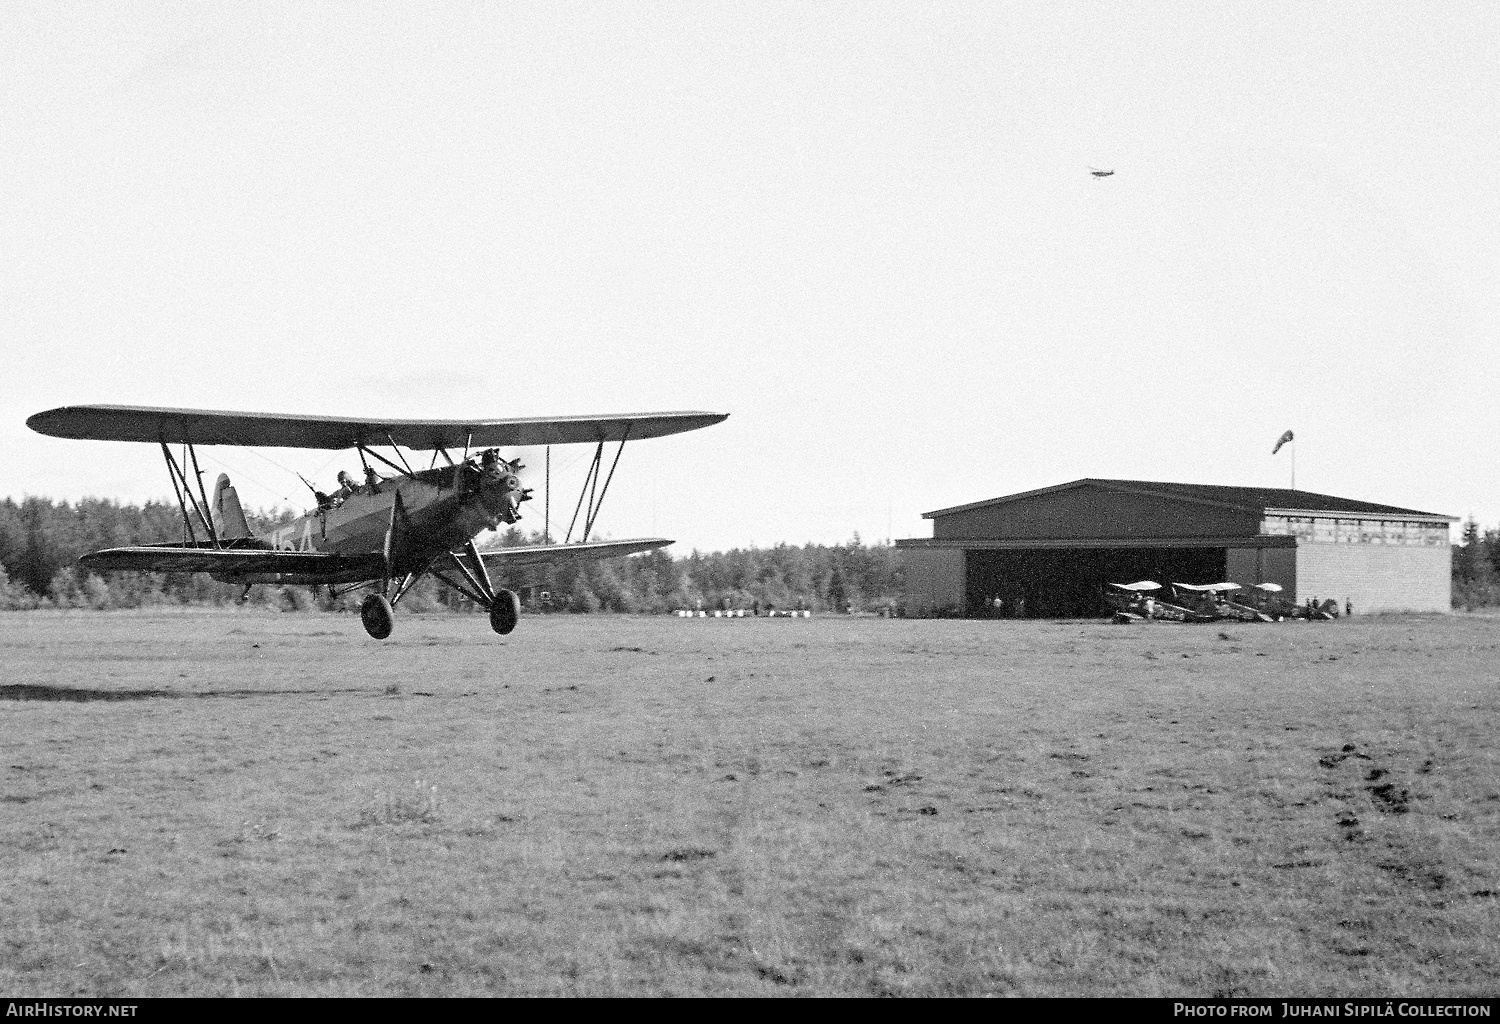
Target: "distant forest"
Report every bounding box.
[1452,517,1500,610]
[0,497,902,614]
[2,497,1497,613]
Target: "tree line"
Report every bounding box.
[0,496,903,614]
[1452,516,1500,610]
[5,495,1496,613]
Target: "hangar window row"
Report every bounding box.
[1262,516,1448,546]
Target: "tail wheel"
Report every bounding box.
[361,593,394,640]
[489,589,520,635]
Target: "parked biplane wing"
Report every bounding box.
[26,405,728,449]
[479,538,673,568]
[1171,582,1241,593]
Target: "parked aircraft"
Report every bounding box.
[26,404,727,639]
[1103,580,1171,621]
[1240,582,1297,620]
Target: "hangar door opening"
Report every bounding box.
[965,547,1228,618]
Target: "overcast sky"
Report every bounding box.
[4,2,1496,551]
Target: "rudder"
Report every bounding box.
[213,473,252,540]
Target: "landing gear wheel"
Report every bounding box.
[361,594,394,640]
[489,589,520,635]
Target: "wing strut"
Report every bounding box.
[562,425,631,544]
[563,443,602,543]
[583,426,630,542]
[359,442,415,480]
[158,438,219,548]
[186,439,219,545]
[385,435,416,476]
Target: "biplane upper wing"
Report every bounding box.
[477,538,673,568]
[27,405,729,450]
[79,545,384,577]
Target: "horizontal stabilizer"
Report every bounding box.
[29,405,728,450]
[79,545,383,579]
[477,538,673,568]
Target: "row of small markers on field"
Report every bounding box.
[674,609,813,617]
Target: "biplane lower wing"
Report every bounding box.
[79,545,384,580]
[477,538,673,568]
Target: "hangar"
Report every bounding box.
[897,479,1455,618]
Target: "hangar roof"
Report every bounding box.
[923,479,1455,522]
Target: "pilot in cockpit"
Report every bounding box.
[336,470,359,499]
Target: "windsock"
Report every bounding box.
[1272,429,1294,455]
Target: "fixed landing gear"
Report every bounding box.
[361,593,394,640]
[489,589,520,635]
[355,542,520,640]
[356,583,518,640]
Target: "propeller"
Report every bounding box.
[495,447,545,504]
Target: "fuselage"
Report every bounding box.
[224,456,524,585]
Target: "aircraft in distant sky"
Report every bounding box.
[27,404,727,639]
[1089,167,1115,178]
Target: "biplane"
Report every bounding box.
[1204,583,1276,623]
[1102,580,1161,621]
[26,404,727,639]
[1167,581,1232,620]
[1240,582,1297,620]
[1102,580,1219,623]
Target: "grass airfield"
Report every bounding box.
[1,609,1497,997]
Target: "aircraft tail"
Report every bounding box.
[212,473,252,540]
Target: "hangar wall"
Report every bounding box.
[1225,546,1297,593]
[901,547,964,616]
[934,488,1260,541]
[1296,542,1450,614]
